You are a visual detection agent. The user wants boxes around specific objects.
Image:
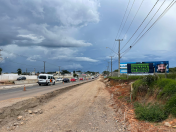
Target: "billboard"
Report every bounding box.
[127,63,154,74]
[120,61,169,74]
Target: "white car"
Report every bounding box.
[91,76,95,79]
[56,78,63,81]
[74,77,78,80]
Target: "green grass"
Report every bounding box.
[109,75,143,80]
[165,94,176,117]
[134,102,168,122]
[156,78,175,90]
[132,79,144,101]
[157,80,176,100]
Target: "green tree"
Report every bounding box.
[0,67,2,75]
[73,73,78,77]
[102,71,109,75]
[114,69,118,72]
[61,70,70,75]
[17,68,22,75]
[169,67,176,73]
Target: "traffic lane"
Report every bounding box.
[0,80,92,101]
[0,81,64,94]
[0,80,86,95]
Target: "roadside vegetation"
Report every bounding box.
[108,74,143,80]
[109,72,176,122]
[132,74,176,122]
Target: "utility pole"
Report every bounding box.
[43,61,46,73]
[109,56,114,77]
[106,66,109,77]
[26,68,27,75]
[34,68,35,74]
[108,62,110,76]
[115,39,123,77]
[58,66,61,76]
[0,49,3,62]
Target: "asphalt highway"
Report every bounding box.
[0,80,93,101]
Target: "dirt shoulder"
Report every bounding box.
[0,79,125,132]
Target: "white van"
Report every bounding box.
[38,74,55,86]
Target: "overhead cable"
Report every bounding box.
[122,0,145,40]
[111,0,131,53]
[118,0,136,39]
[121,0,175,58]
[120,0,159,51]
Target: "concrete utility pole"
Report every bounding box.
[58,66,61,76]
[106,66,109,77]
[109,56,114,77]
[115,39,123,77]
[0,49,3,62]
[108,62,110,76]
[43,61,46,73]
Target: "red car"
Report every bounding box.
[71,78,76,82]
[79,78,83,81]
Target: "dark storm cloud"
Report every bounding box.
[0,0,100,47]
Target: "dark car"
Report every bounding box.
[63,78,70,83]
[17,76,26,80]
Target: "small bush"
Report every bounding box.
[165,94,176,117]
[167,73,176,79]
[109,75,143,80]
[142,75,157,86]
[156,78,174,90]
[128,76,143,80]
[132,79,144,101]
[158,81,176,100]
[134,102,168,122]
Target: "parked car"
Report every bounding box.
[70,78,76,82]
[74,77,78,80]
[56,78,63,82]
[91,76,95,79]
[38,74,55,86]
[79,78,83,81]
[63,78,70,83]
[17,76,26,80]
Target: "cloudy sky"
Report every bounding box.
[0,0,176,73]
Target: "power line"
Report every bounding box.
[128,0,166,50]
[120,0,159,51]
[111,0,131,54]
[118,0,136,39]
[122,0,145,40]
[121,0,166,55]
[121,0,176,58]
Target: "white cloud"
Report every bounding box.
[64,63,83,69]
[17,34,45,44]
[52,56,98,62]
[27,55,41,62]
